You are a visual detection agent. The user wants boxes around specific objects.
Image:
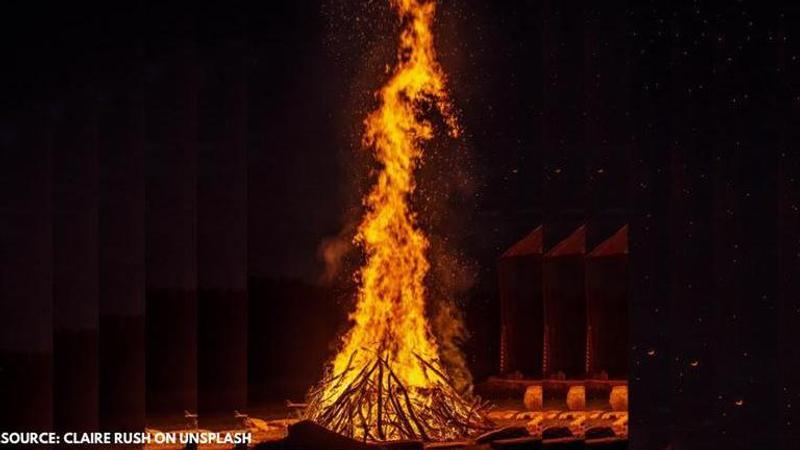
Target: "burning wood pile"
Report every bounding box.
[303,0,492,443]
[305,354,492,441]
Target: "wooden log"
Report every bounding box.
[565,386,586,411]
[609,386,627,412]
[523,386,544,411]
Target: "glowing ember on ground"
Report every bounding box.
[304,0,492,441]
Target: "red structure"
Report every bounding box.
[542,226,587,379]
[498,224,630,383]
[586,226,629,379]
[498,226,544,377]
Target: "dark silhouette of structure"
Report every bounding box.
[498,224,629,381]
[498,226,544,378]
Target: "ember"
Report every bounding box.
[303,0,491,441]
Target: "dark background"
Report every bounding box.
[1,1,799,449]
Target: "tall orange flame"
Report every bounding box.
[333,0,456,393]
[305,0,489,441]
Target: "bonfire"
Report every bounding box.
[303,0,492,442]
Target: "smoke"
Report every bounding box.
[318,235,351,284]
[317,0,394,287]
[433,300,471,391]
[427,242,477,392]
[317,218,358,284]
[418,107,479,393]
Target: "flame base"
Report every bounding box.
[304,352,493,441]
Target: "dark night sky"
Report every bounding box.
[1,1,800,448]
